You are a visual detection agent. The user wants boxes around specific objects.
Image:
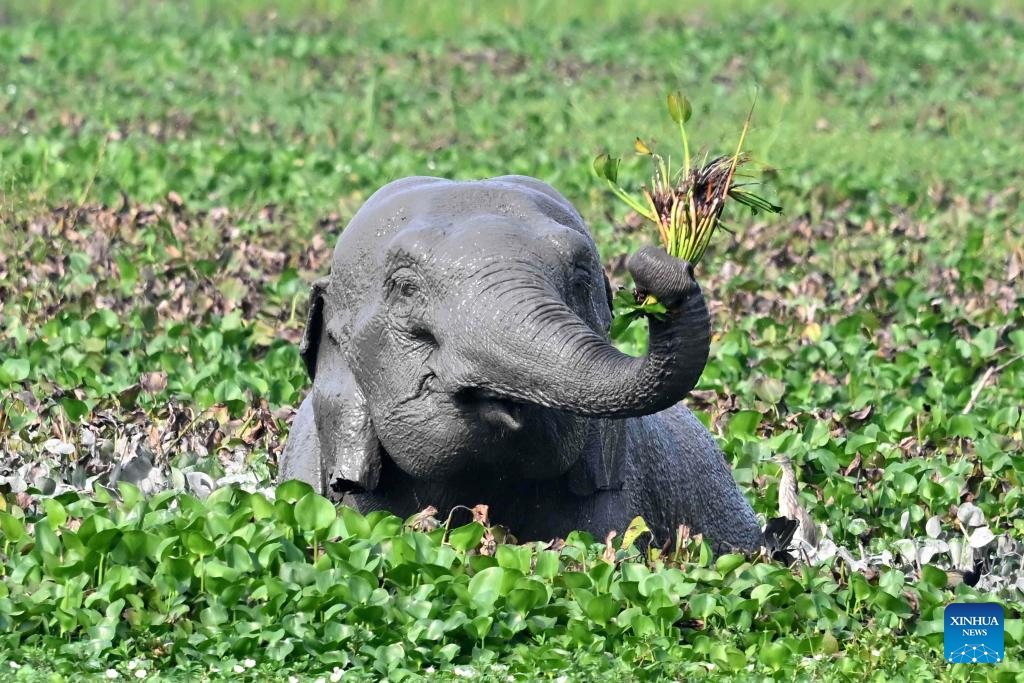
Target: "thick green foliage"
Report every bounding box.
[0,483,1020,681]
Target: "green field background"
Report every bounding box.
[0,1,1022,680]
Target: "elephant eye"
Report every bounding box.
[570,269,592,299]
[386,267,424,302]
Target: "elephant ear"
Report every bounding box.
[289,278,383,496]
[299,278,329,379]
[316,370,383,496]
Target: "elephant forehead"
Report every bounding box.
[423,184,583,227]
[341,177,587,242]
[330,176,597,283]
[388,212,597,264]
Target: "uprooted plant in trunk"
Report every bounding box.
[594,92,782,337]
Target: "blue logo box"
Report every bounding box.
[944,603,1004,664]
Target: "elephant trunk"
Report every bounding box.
[457,246,710,418]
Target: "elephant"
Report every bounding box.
[279,175,763,552]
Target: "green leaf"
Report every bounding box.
[43,499,68,529]
[609,312,640,340]
[667,91,692,124]
[620,516,651,550]
[203,560,240,581]
[592,153,620,184]
[535,550,560,580]
[468,566,506,610]
[629,613,657,636]
[972,327,998,358]
[118,482,143,511]
[845,431,876,454]
[602,155,620,184]
[637,297,667,316]
[758,640,791,669]
[185,532,216,557]
[728,188,783,214]
[885,404,917,433]
[818,632,840,655]
[0,358,30,384]
[0,511,26,541]
[34,520,60,557]
[1006,618,1024,645]
[467,614,493,640]
[376,642,406,669]
[121,530,159,562]
[715,553,746,576]
[60,397,89,422]
[247,492,276,520]
[200,602,229,626]
[920,565,946,589]
[753,376,785,404]
[688,592,717,618]
[750,583,776,604]
[294,492,336,533]
[495,544,532,573]
[728,410,762,439]
[340,506,371,539]
[1009,329,1024,354]
[508,587,542,613]
[584,594,619,625]
[276,479,314,503]
[891,471,918,496]
[448,522,485,552]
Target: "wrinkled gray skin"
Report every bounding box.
[279,176,762,552]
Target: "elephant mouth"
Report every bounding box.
[454,387,525,432]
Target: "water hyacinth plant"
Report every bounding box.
[594,92,782,266]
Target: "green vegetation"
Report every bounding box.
[595,93,781,335]
[2,482,1016,682]
[1,0,1022,680]
[594,93,781,266]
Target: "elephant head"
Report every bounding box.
[299,176,710,496]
